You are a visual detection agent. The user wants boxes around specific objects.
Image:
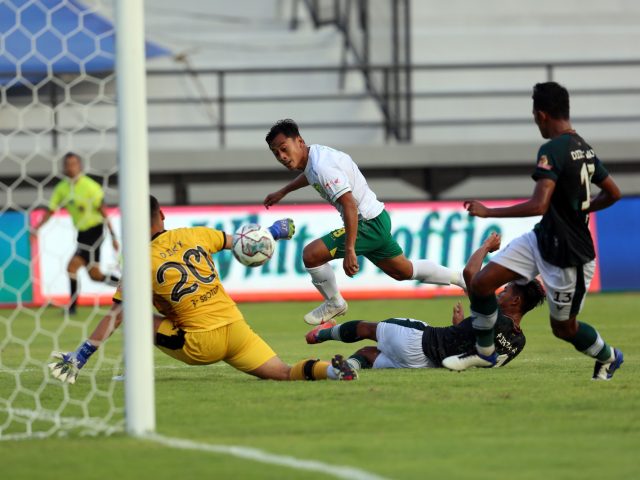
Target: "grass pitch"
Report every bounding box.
[1,293,639,479]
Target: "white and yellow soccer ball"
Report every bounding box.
[232,224,276,267]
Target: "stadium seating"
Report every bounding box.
[3,0,639,207]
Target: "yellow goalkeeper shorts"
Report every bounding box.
[155,318,277,372]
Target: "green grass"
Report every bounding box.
[1,293,639,479]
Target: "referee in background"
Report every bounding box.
[34,152,120,314]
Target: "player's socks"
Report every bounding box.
[324,321,361,343]
[411,259,464,288]
[306,263,341,300]
[348,353,371,370]
[289,359,330,381]
[568,321,613,362]
[470,293,498,354]
[69,276,78,314]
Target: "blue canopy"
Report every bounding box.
[0,0,171,86]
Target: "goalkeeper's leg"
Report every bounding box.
[247,356,357,381]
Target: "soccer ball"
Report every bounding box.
[232,224,276,267]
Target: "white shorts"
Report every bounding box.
[490,231,595,321]
[372,319,437,369]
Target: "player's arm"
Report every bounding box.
[35,182,64,233]
[222,215,296,251]
[48,302,123,384]
[336,191,359,277]
[223,233,233,249]
[99,203,119,251]
[462,232,501,292]
[587,175,622,213]
[465,179,555,218]
[264,173,309,209]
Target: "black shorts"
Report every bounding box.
[75,224,104,265]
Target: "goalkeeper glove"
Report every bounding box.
[48,340,97,385]
[268,218,295,240]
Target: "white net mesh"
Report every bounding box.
[0,0,127,440]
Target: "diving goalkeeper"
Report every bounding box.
[48,196,357,384]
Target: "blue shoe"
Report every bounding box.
[442,351,498,371]
[268,218,295,240]
[592,348,624,381]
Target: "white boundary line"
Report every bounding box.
[145,433,391,480]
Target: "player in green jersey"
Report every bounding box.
[442,82,623,381]
[34,152,120,314]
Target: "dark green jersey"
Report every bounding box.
[532,132,609,267]
[421,313,525,367]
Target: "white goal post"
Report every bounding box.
[0,0,156,440]
[115,0,155,437]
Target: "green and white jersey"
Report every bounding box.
[531,132,609,267]
[304,144,384,221]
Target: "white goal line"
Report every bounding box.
[145,433,390,480]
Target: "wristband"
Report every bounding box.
[75,340,98,368]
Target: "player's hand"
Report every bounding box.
[343,249,359,277]
[48,351,82,384]
[482,232,501,252]
[268,218,295,240]
[464,200,490,218]
[452,301,465,325]
[264,190,285,209]
[112,237,120,252]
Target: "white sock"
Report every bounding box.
[476,343,496,357]
[410,259,464,287]
[346,358,361,371]
[326,364,339,380]
[306,263,344,303]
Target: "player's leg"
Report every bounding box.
[346,346,380,371]
[363,210,465,289]
[224,319,356,381]
[375,254,465,289]
[66,253,86,315]
[543,260,623,380]
[306,320,377,344]
[374,319,433,368]
[442,232,538,371]
[342,320,434,372]
[442,262,520,370]
[83,226,119,286]
[247,352,358,381]
[302,236,348,325]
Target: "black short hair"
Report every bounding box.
[532,82,570,119]
[63,151,82,165]
[265,119,301,145]
[512,279,546,315]
[150,195,160,219]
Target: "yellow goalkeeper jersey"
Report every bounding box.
[113,227,243,331]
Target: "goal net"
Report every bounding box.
[0,0,162,440]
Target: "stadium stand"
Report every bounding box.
[2,0,639,207]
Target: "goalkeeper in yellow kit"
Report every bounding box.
[48,196,357,383]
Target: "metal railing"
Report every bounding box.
[295,0,412,141]
[142,59,640,145]
[3,59,640,150]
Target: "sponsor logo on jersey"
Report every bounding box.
[324,177,341,190]
[537,155,552,170]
